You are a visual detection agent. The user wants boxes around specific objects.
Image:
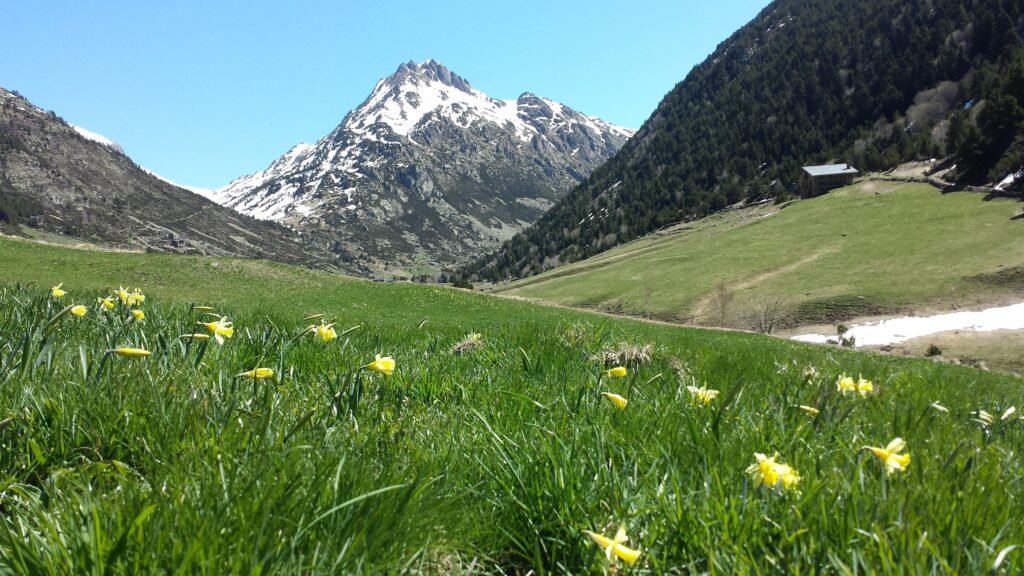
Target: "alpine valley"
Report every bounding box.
[203,60,634,276]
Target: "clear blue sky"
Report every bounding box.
[3,0,770,189]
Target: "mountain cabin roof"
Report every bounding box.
[802,164,859,177]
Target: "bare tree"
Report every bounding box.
[710,281,734,327]
[745,295,789,334]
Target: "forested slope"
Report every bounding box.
[464,0,1023,281]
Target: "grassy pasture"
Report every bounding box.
[494,182,1024,327]
[1,237,1023,573]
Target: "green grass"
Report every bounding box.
[495,182,1024,326]
[1,238,1024,573]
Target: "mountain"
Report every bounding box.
[0,87,339,268]
[463,0,1024,282]
[206,60,634,274]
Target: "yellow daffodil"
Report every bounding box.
[975,410,994,426]
[237,368,274,379]
[363,354,395,375]
[70,305,87,317]
[199,316,234,345]
[601,392,628,409]
[131,309,145,321]
[686,385,719,406]
[746,453,800,491]
[129,289,145,305]
[116,286,131,304]
[865,438,910,474]
[180,333,210,341]
[97,296,115,310]
[582,524,641,566]
[799,405,820,416]
[1001,406,1017,421]
[313,321,337,343]
[50,283,66,298]
[837,373,873,397]
[603,366,627,378]
[109,347,151,357]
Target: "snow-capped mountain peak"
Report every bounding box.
[210,59,635,272]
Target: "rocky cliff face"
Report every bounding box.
[0,88,340,269]
[206,60,634,273]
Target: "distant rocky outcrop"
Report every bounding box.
[0,87,343,269]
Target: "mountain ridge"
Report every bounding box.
[0,87,343,269]
[203,59,634,275]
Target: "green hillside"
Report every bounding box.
[494,181,1024,327]
[1,237,1023,573]
[464,0,1024,282]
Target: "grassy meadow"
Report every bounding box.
[493,182,1024,327]
[1,236,1024,573]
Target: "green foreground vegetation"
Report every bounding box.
[496,182,1024,327]
[1,237,1023,573]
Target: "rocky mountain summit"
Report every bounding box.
[0,87,338,268]
[206,60,634,273]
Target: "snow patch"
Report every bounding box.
[71,125,124,154]
[142,168,216,199]
[791,301,1024,347]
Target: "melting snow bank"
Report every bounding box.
[791,301,1024,347]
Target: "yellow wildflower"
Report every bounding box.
[975,410,995,426]
[198,316,234,345]
[70,305,87,317]
[603,366,627,378]
[865,438,910,474]
[686,385,719,406]
[837,373,873,397]
[363,354,395,375]
[129,289,145,305]
[746,453,800,491]
[313,321,337,343]
[50,283,66,298]
[798,405,820,416]
[97,296,115,310]
[237,368,274,379]
[109,347,151,357]
[582,524,641,567]
[116,286,131,304]
[131,309,145,321]
[601,392,628,409]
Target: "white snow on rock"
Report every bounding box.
[71,125,125,154]
[792,301,1024,347]
[141,168,216,198]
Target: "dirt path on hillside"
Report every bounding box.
[687,249,835,321]
[492,292,752,334]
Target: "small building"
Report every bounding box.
[799,163,859,197]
